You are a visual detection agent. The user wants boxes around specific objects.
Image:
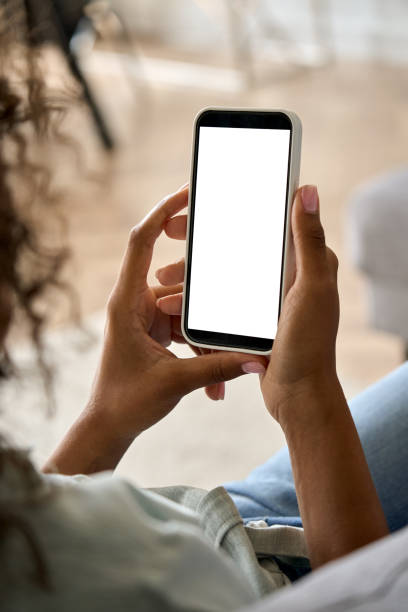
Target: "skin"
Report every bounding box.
[42,186,267,475]
[3,183,388,569]
[155,184,390,568]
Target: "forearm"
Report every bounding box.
[280,376,389,569]
[42,404,135,475]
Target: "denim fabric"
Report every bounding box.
[225,362,408,534]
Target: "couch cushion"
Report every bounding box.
[245,525,408,612]
[348,165,408,281]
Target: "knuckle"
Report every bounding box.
[106,291,121,323]
[212,360,227,384]
[129,221,154,250]
[301,278,322,296]
[308,223,326,249]
[307,276,336,297]
[129,217,155,248]
[129,224,142,245]
[327,248,339,271]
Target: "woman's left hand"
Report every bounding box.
[44,186,266,475]
[86,187,265,439]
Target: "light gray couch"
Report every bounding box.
[348,166,408,357]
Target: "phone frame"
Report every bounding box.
[181,107,302,355]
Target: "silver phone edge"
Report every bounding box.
[181,107,302,356]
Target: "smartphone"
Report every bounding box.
[181,108,302,355]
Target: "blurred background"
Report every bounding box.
[3,0,408,489]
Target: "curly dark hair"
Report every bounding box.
[0,1,78,397]
[0,0,81,590]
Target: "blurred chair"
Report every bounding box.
[24,0,133,150]
[348,167,408,359]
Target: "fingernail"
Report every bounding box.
[155,268,163,281]
[241,362,266,375]
[301,185,318,214]
[177,182,189,192]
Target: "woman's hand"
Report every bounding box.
[260,185,340,425]
[262,186,388,567]
[94,186,264,436]
[154,211,265,402]
[157,185,389,569]
[44,186,265,475]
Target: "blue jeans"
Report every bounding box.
[225,363,408,534]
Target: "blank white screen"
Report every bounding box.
[188,126,290,339]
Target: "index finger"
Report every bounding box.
[118,187,188,294]
[141,186,188,243]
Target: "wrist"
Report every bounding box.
[84,391,142,445]
[44,403,137,475]
[265,370,345,431]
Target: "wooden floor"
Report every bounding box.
[59,53,406,395]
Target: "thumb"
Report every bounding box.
[172,352,267,396]
[292,185,328,277]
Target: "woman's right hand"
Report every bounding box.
[261,185,340,426]
[158,185,390,569]
[262,186,389,568]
